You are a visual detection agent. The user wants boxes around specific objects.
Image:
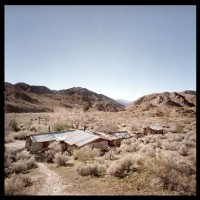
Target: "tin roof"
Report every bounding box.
[110,131,130,139]
[30,133,55,143]
[149,125,163,130]
[63,130,100,147]
[29,130,101,147]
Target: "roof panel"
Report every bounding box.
[29,130,100,147]
[149,125,163,130]
[64,130,100,147]
[30,134,55,143]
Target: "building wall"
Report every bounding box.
[143,127,163,135]
[89,140,109,151]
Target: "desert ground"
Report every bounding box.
[4,106,196,196]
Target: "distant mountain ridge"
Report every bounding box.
[5,82,125,113]
[116,99,133,107]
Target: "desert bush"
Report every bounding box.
[76,163,100,176]
[25,156,38,169]
[178,144,188,156]
[107,154,143,178]
[73,146,101,162]
[44,142,61,163]
[9,119,19,132]
[144,157,196,195]
[5,134,15,143]
[52,122,71,131]
[11,159,28,174]
[16,151,31,160]
[174,134,184,142]
[12,131,31,140]
[121,138,131,145]
[103,150,116,160]
[5,173,32,196]
[175,124,184,133]
[5,150,38,176]
[45,149,55,163]
[53,152,70,166]
[130,123,141,132]
[162,141,178,151]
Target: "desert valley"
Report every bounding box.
[4,82,196,196]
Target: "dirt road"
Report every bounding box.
[36,163,74,195]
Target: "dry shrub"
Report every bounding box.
[76,163,100,176]
[130,123,141,132]
[73,146,101,162]
[5,173,32,196]
[107,154,143,178]
[25,156,38,169]
[178,144,188,156]
[52,122,71,131]
[5,149,37,177]
[5,134,15,143]
[9,119,20,132]
[53,152,70,166]
[174,134,184,142]
[12,131,31,140]
[45,149,55,163]
[44,141,62,162]
[139,146,156,158]
[175,124,184,133]
[103,150,116,160]
[11,160,28,174]
[16,150,31,160]
[162,141,178,151]
[144,157,196,195]
[121,138,131,145]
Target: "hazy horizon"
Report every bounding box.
[5,5,196,101]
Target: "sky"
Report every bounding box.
[5,5,196,101]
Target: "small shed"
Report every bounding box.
[143,125,163,135]
[93,131,131,147]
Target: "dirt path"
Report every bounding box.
[36,163,73,195]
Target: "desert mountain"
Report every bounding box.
[4,82,125,113]
[127,91,196,111]
[116,99,133,107]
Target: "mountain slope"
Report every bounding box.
[4,82,125,113]
[127,91,196,111]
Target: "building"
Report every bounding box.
[143,125,163,135]
[25,129,109,154]
[93,131,131,147]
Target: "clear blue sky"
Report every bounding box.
[5,5,196,101]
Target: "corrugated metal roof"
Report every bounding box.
[149,125,163,130]
[29,130,101,147]
[63,130,100,147]
[51,131,74,141]
[30,133,55,143]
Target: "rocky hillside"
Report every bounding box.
[127,91,196,111]
[4,82,125,113]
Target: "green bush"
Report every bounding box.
[53,122,71,131]
[9,119,19,132]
